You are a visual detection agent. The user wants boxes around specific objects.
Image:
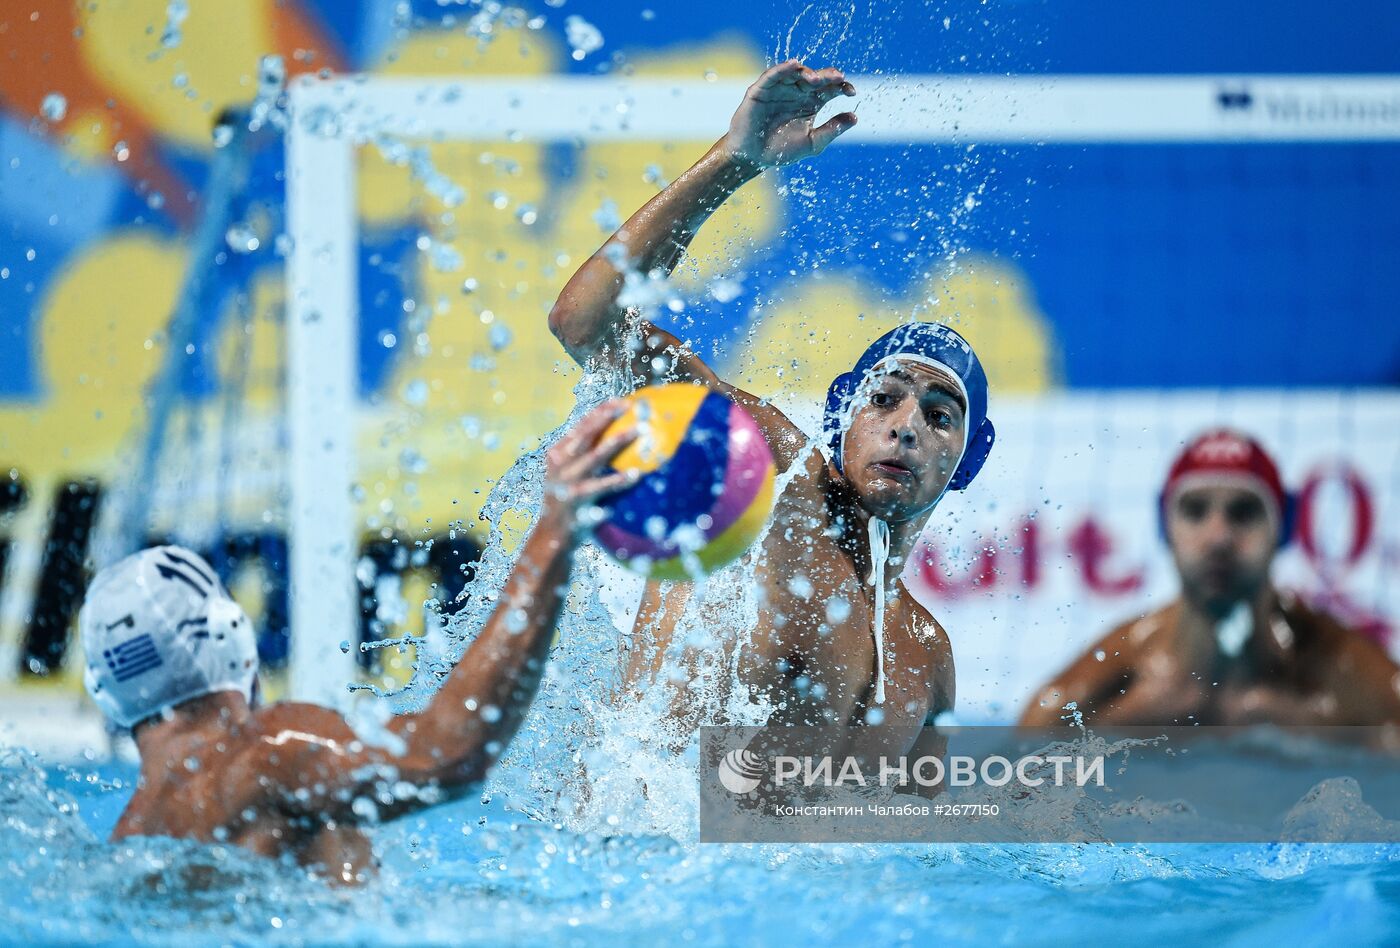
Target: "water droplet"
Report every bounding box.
[224,223,260,254]
[39,92,67,122]
[709,274,744,303]
[489,323,513,351]
[565,15,604,60]
[642,165,668,188]
[593,199,621,232]
[402,379,429,406]
[161,0,188,49]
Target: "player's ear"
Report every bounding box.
[948,418,995,491]
[823,372,859,470]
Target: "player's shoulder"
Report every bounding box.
[902,591,945,636]
[1280,591,1394,663]
[235,702,375,801]
[725,386,813,472]
[901,592,956,708]
[1104,601,1176,650]
[245,702,359,756]
[900,588,954,661]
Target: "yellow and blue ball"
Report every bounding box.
[593,383,776,580]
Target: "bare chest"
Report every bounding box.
[751,510,945,729]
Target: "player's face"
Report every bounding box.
[1166,484,1277,617]
[840,360,966,523]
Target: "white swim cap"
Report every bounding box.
[79,545,258,728]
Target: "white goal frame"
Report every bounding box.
[284,72,1400,705]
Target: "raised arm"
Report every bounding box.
[548,59,857,389]
[260,403,638,817]
[390,404,639,788]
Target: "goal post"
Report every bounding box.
[283,72,1400,707]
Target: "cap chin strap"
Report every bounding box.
[867,516,891,706]
[843,354,971,709]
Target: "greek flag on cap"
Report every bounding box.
[79,546,258,728]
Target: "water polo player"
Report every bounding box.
[549,61,995,758]
[1020,429,1400,731]
[79,404,639,882]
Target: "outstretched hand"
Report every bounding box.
[721,60,857,173]
[543,400,640,513]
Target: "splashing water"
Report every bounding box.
[376,135,467,207]
[160,0,188,50]
[224,223,261,255]
[778,2,858,66]
[39,92,67,123]
[245,55,288,134]
[564,15,605,61]
[6,394,1400,937]
[8,725,1400,943]
[6,7,1398,938]
[464,2,532,45]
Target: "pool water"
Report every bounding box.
[7,444,1397,946]
[5,743,1399,946]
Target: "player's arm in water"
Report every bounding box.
[1218,627,1400,728]
[548,59,857,469]
[239,404,638,821]
[1013,621,1187,722]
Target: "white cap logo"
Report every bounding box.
[1192,432,1251,464]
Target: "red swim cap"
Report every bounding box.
[1161,429,1290,541]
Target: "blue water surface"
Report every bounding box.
[4,749,1397,947]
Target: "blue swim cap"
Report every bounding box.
[823,322,995,492]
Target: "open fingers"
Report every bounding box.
[753,59,806,91]
[814,83,856,108]
[805,66,848,87]
[809,111,858,154]
[569,426,639,479]
[818,77,856,97]
[755,61,849,92]
[558,399,627,458]
[572,468,642,504]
